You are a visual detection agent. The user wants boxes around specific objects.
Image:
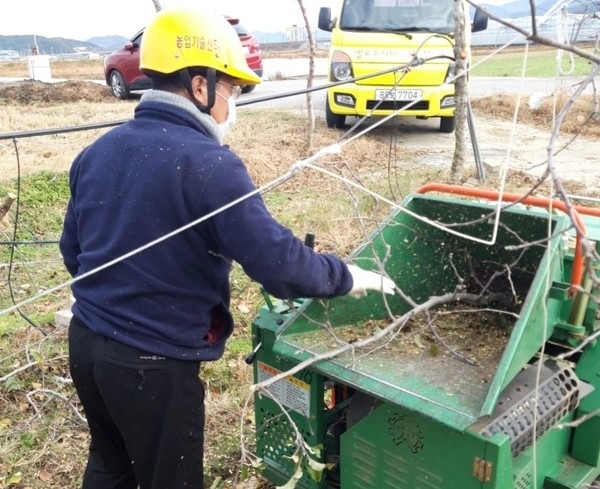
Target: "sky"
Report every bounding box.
[0,0,510,41]
[0,0,342,41]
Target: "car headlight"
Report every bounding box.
[330,50,353,82]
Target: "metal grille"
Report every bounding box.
[515,470,532,489]
[256,406,297,461]
[366,100,430,111]
[479,361,585,457]
[256,404,322,488]
[348,435,443,489]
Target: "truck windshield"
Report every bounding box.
[340,0,454,33]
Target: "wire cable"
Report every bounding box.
[4,139,48,335]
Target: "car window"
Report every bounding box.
[132,31,144,45]
[233,23,249,37]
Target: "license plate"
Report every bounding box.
[374,89,422,101]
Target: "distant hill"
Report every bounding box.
[0,35,104,57]
[87,35,129,52]
[0,32,292,57]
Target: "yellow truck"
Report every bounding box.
[318,0,488,132]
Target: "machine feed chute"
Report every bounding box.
[251,189,600,489]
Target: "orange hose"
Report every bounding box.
[415,183,587,295]
[574,204,600,218]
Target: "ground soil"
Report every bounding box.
[2,79,597,197]
[0,79,114,104]
[470,92,600,194]
[354,94,600,196]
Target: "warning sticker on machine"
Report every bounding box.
[257,361,311,417]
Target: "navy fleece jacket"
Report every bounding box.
[59,90,353,361]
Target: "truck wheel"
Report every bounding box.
[326,99,346,129]
[439,116,455,133]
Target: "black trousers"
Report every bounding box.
[69,317,205,489]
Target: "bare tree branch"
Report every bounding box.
[25,388,86,424]
[468,0,600,65]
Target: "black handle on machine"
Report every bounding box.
[244,342,262,365]
[244,232,315,365]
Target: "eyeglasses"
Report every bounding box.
[217,81,242,100]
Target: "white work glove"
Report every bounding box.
[346,264,396,299]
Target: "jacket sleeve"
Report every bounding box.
[59,160,82,277]
[198,153,353,300]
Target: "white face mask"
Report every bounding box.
[216,93,237,139]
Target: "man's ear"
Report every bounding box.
[190,75,208,106]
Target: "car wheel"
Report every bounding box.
[439,116,455,133]
[241,84,256,94]
[109,71,130,100]
[325,98,346,129]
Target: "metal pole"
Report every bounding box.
[467,98,485,181]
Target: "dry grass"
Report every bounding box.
[0,79,597,161]
[0,60,106,81]
[471,91,600,139]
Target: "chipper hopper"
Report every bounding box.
[250,184,600,489]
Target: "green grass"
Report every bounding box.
[0,171,70,241]
[0,171,72,333]
[471,46,595,77]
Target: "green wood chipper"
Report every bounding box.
[250,184,600,489]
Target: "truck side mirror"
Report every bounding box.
[472,8,489,33]
[318,7,336,31]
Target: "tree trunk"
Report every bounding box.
[296,0,316,153]
[450,0,469,183]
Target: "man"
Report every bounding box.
[60,7,395,489]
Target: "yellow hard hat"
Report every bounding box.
[140,7,261,86]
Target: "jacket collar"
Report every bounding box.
[139,89,224,145]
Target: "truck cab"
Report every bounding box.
[318,0,488,132]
